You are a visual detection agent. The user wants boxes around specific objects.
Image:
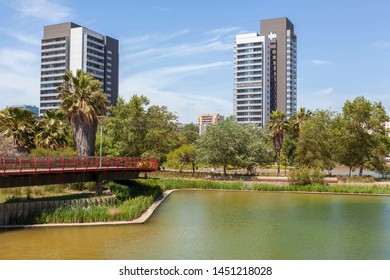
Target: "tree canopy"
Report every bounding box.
[0,107,36,154]
[197,116,273,175]
[104,95,179,163]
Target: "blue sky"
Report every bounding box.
[0,0,390,123]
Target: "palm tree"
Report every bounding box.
[36,110,69,150]
[0,107,36,154]
[267,110,287,175]
[57,70,108,156]
[289,107,312,138]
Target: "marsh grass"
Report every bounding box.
[134,178,246,191]
[251,183,390,194]
[32,195,155,224]
[0,185,96,204]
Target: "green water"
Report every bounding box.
[1,190,390,259]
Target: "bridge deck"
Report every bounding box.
[1,156,158,177]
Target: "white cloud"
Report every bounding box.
[11,0,73,22]
[7,32,41,46]
[0,48,40,108]
[121,29,189,48]
[309,59,330,65]
[123,36,234,63]
[315,87,334,95]
[121,61,231,89]
[0,48,38,74]
[372,40,390,50]
[120,62,232,123]
[204,26,242,35]
[150,7,170,12]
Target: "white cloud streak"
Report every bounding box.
[0,48,40,108]
[309,59,330,65]
[314,87,334,95]
[11,0,73,22]
[121,29,190,47]
[372,40,390,50]
[120,62,232,123]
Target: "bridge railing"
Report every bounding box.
[0,156,158,176]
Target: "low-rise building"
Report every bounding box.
[198,113,224,135]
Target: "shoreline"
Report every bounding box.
[1,190,175,229]
[3,186,390,229]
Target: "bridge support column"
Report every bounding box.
[96,173,103,195]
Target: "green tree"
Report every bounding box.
[57,70,108,156]
[197,117,242,175]
[296,110,338,174]
[166,144,196,173]
[178,123,200,145]
[36,109,70,150]
[336,96,389,176]
[104,95,179,163]
[197,117,273,175]
[267,110,287,175]
[143,104,179,163]
[0,107,36,153]
[242,127,274,174]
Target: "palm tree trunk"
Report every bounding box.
[276,151,281,176]
[71,114,98,156]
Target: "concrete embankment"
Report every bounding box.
[0,195,116,227]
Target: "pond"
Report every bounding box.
[1,190,390,259]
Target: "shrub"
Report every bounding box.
[288,168,325,185]
[107,180,163,202]
[67,182,85,191]
[107,181,132,201]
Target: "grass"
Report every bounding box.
[32,196,155,224]
[250,183,390,194]
[29,181,160,224]
[0,185,100,204]
[138,178,246,191]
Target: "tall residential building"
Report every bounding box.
[40,22,118,116]
[260,17,297,118]
[234,17,297,127]
[234,33,271,127]
[198,113,224,135]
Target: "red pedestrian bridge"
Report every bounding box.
[0,156,158,190]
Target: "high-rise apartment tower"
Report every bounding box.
[234,17,297,127]
[234,33,271,127]
[260,17,297,118]
[39,22,118,116]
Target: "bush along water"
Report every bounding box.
[288,168,325,185]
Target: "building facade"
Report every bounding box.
[40,22,118,116]
[234,33,271,127]
[234,17,297,127]
[198,113,224,134]
[260,17,297,118]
